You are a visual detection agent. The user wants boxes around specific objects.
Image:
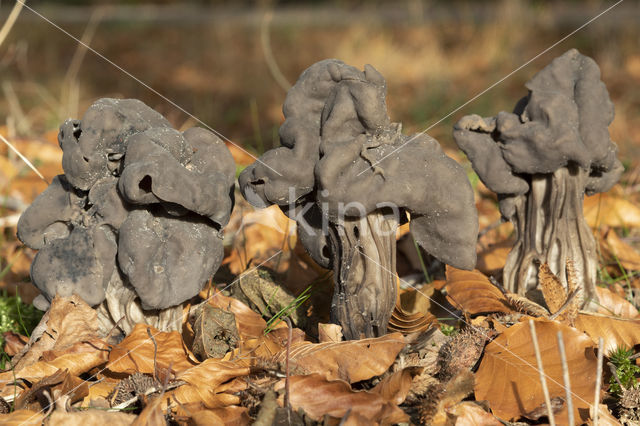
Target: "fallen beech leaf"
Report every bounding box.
[107,324,197,375]
[575,313,640,354]
[223,205,295,275]
[188,406,250,426]
[0,409,44,425]
[225,141,255,166]
[588,286,639,318]
[445,266,513,314]
[318,323,343,343]
[273,333,406,383]
[47,409,136,426]
[0,350,107,397]
[448,401,501,426]
[13,295,100,371]
[223,333,286,367]
[207,292,266,339]
[81,378,119,408]
[538,262,579,325]
[14,369,67,411]
[132,395,164,426]
[476,241,511,276]
[584,192,640,229]
[3,331,27,356]
[475,318,597,422]
[600,227,640,271]
[371,368,419,405]
[276,374,408,423]
[388,303,436,334]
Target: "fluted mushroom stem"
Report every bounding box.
[328,210,398,339]
[503,164,598,307]
[96,271,184,336]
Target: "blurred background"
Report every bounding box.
[0,0,638,315]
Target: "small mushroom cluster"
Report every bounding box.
[240,60,478,339]
[17,98,235,333]
[454,49,623,304]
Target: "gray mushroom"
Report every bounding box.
[17,98,235,334]
[453,49,623,304]
[240,60,478,339]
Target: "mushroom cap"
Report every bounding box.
[59,98,171,191]
[19,98,235,310]
[241,60,478,270]
[454,49,622,195]
[117,209,224,310]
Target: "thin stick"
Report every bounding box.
[557,331,574,426]
[0,0,25,49]
[146,327,158,383]
[593,337,604,426]
[283,316,293,423]
[0,133,46,182]
[529,320,556,426]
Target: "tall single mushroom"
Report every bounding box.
[17,98,235,334]
[453,49,623,304]
[240,60,478,339]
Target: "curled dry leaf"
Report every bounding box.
[318,323,343,343]
[476,241,512,276]
[185,405,250,426]
[0,409,45,425]
[275,374,408,424]
[445,266,513,315]
[273,332,406,383]
[600,227,640,271]
[388,303,436,335]
[47,410,136,426]
[588,286,639,318]
[2,332,27,356]
[0,350,107,398]
[13,295,100,371]
[371,367,420,405]
[475,318,597,422]
[584,191,640,229]
[206,292,267,339]
[107,323,197,375]
[575,312,640,355]
[538,262,580,325]
[447,401,502,426]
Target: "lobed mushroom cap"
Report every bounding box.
[241,60,478,270]
[18,98,235,310]
[454,49,622,196]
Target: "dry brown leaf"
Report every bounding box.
[600,227,640,271]
[448,401,502,426]
[475,318,597,422]
[13,295,100,371]
[3,331,27,356]
[371,368,419,405]
[539,263,568,314]
[318,323,343,343]
[107,324,197,375]
[222,333,285,367]
[445,266,513,315]
[275,374,408,423]
[190,406,250,426]
[0,409,44,425]
[223,205,295,275]
[388,303,436,334]
[584,192,640,229]
[589,286,639,318]
[132,395,165,426]
[81,378,119,408]
[273,333,406,383]
[0,350,107,398]
[476,241,511,276]
[47,410,136,426]
[206,292,266,339]
[575,312,640,355]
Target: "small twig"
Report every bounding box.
[593,337,604,426]
[529,320,556,426]
[0,133,46,182]
[557,331,574,426]
[607,362,624,390]
[0,0,25,49]
[108,381,185,412]
[283,316,293,421]
[146,327,158,383]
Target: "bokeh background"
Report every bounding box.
[0,0,638,312]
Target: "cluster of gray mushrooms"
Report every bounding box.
[17,49,622,339]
